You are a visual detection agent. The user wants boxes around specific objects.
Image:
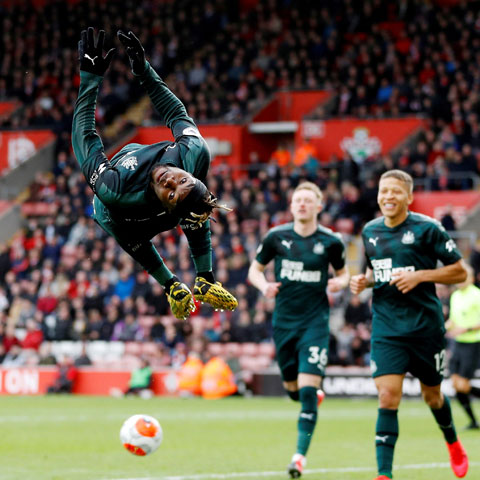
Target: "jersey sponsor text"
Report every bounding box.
[371,257,415,282]
[280,259,321,283]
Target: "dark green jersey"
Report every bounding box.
[255,223,346,331]
[71,63,212,277]
[362,212,462,338]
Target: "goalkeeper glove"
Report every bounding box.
[194,277,238,312]
[165,277,195,320]
[117,30,147,75]
[78,27,115,76]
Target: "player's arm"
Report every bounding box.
[391,259,467,294]
[117,31,197,137]
[180,222,212,278]
[72,28,125,204]
[327,266,350,292]
[248,260,281,298]
[350,267,374,295]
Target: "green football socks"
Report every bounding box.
[431,395,457,444]
[296,386,318,455]
[376,408,398,479]
[150,264,174,286]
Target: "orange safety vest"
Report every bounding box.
[178,355,204,396]
[201,356,237,399]
[293,142,317,166]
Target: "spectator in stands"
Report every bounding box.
[37,342,57,366]
[72,28,237,321]
[344,294,371,326]
[47,356,78,394]
[20,318,43,351]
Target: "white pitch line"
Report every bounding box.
[109,461,480,480]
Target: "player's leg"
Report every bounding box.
[370,338,410,480]
[450,342,480,429]
[274,328,300,402]
[452,374,479,429]
[412,334,468,478]
[287,332,329,478]
[421,383,468,478]
[373,374,403,480]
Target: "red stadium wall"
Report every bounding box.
[0,130,55,175]
[253,91,331,122]
[0,368,178,396]
[411,191,480,225]
[298,117,425,162]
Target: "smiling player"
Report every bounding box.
[350,169,469,480]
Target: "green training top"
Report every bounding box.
[71,62,212,277]
[129,366,153,389]
[450,284,480,343]
[362,212,462,338]
[255,222,346,332]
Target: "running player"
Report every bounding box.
[350,169,469,479]
[248,182,349,478]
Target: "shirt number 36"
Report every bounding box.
[308,346,328,370]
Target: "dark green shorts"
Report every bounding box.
[273,325,329,381]
[370,334,446,386]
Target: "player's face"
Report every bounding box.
[290,189,321,222]
[151,166,195,212]
[377,177,412,225]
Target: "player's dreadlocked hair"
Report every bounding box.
[175,180,231,229]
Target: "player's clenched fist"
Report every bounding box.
[350,274,368,295]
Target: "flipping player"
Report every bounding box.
[72,28,237,320]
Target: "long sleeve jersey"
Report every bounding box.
[72,63,212,283]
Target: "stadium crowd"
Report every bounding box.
[0,0,480,370]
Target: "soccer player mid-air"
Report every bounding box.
[248,182,349,478]
[350,170,469,480]
[72,28,237,320]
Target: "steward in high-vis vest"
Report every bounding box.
[178,354,204,397]
[72,27,237,320]
[201,356,237,400]
[447,264,480,430]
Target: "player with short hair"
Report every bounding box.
[350,169,469,480]
[72,28,237,319]
[248,181,349,478]
[446,264,480,430]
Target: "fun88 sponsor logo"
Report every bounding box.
[280,259,321,283]
[371,258,415,283]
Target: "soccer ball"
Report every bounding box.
[120,414,163,456]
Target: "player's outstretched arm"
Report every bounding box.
[248,260,281,298]
[117,30,196,136]
[72,27,115,188]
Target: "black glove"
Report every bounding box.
[117,30,147,75]
[78,27,115,76]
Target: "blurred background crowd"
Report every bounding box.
[0,0,480,375]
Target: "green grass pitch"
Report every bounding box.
[1,395,479,480]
